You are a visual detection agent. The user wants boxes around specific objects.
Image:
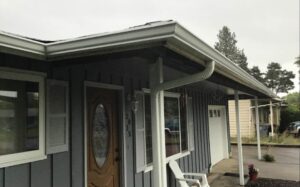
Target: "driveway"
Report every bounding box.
[209,145,300,186]
[233,145,300,181]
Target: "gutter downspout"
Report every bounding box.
[150,58,215,187]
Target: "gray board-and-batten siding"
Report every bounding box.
[0,51,231,187]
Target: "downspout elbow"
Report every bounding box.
[152,60,215,93]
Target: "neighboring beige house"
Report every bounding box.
[229,99,281,138]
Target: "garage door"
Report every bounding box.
[208,105,229,166]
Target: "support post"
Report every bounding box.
[276,105,280,127]
[235,90,245,185]
[150,57,167,187]
[149,59,215,187]
[269,99,274,136]
[255,97,261,160]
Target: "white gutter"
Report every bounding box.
[0,21,277,99]
[150,59,215,187]
[0,31,45,59]
[168,24,277,98]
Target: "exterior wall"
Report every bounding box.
[228,100,255,138]
[0,53,71,187]
[0,52,228,187]
[229,99,281,138]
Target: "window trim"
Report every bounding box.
[141,89,191,173]
[0,69,46,168]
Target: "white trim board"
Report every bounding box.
[0,21,277,99]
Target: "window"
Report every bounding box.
[0,69,46,168]
[134,90,194,172]
[209,109,221,118]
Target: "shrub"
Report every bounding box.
[263,154,275,162]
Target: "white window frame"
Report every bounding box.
[141,89,191,173]
[0,68,46,168]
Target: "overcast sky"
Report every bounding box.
[0,0,299,95]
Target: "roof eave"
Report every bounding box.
[0,22,278,98]
[45,21,177,60]
[0,32,45,60]
[168,24,277,98]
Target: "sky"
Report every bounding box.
[0,0,299,95]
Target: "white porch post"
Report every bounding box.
[234,90,245,185]
[269,99,274,136]
[254,97,261,160]
[150,57,167,187]
[276,105,280,127]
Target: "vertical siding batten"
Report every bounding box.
[52,152,71,187]
[5,164,30,187]
[70,65,85,187]
[31,157,51,187]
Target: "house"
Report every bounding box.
[0,21,277,187]
[228,99,281,138]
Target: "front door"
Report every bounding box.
[87,87,120,187]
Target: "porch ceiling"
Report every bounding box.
[0,20,277,99]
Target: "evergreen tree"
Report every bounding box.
[277,70,295,93]
[235,49,249,72]
[265,62,295,94]
[249,66,265,83]
[295,56,300,68]
[265,62,282,92]
[215,26,238,61]
[215,26,249,72]
[295,56,300,90]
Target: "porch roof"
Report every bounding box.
[0,20,277,99]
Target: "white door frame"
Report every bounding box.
[208,105,229,166]
[83,81,127,187]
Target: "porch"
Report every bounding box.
[208,145,300,186]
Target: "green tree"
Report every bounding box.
[277,70,295,93]
[215,26,249,72]
[265,62,281,92]
[285,92,300,111]
[295,56,300,68]
[265,62,295,94]
[294,56,300,110]
[295,56,300,89]
[235,49,249,72]
[249,66,265,83]
[215,26,238,60]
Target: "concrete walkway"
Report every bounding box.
[208,145,300,186]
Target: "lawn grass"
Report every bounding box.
[230,132,300,145]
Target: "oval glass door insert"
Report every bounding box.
[92,103,109,168]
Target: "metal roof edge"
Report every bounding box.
[45,22,177,57]
[0,21,278,98]
[171,23,277,98]
[0,32,46,59]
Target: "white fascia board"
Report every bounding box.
[45,21,177,57]
[0,32,45,59]
[167,24,277,98]
[0,21,277,98]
